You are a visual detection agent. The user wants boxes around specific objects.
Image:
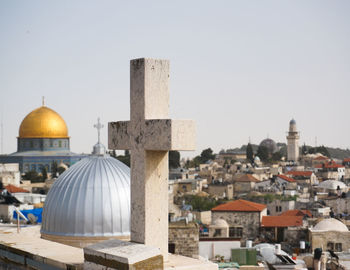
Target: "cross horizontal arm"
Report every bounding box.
[108,119,195,151]
[144,119,195,151]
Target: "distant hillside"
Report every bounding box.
[227,144,350,160]
[326,147,350,160]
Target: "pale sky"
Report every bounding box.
[0,1,349,157]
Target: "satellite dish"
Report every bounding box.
[27,213,37,224]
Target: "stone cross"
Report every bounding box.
[108,58,195,260]
[94,117,104,143]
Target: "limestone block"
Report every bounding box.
[84,239,163,270]
[108,121,130,150]
[144,119,195,151]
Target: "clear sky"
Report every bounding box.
[0,1,349,157]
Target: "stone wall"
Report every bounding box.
[169,221,199,258]
[324,197,350,214]
[310,231,350,252]
[212,211,261,240]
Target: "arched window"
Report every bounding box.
[58,141,62,148]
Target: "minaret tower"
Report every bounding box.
[287,119,300,162]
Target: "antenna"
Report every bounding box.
[315,136,318,148]
[93,117,104,144]
[248,136,251,144]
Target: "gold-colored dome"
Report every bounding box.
[19,106,69,138]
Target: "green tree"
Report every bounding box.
[301,143,307,155]
[41,167,48,181]
[57,166,66,175]
[23,170,41,182]
[200,148,215,163]
[257,145,269,162]
[51,161,58,176]
[116,150,130,167]
[169,151,180,169]
[246,143,254,163]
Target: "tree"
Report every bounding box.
[200,148,215,163]
[246,143,254,163]
[257,145,269,162]
[57,166,66,175]
[23,170,41,182]
[169,151,180,169]
[301,143,307,155]
[51,161,58,176]
[41,167,48,181]
[116,150,130,167]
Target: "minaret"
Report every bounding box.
[287,119,300,162]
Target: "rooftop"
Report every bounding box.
[276,175,296,183]
[212,199,266,212]
[261,216,303,227]
[5,184,29,193]
[235,174,260,183]
[280,209,312,217]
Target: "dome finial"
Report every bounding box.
[93,117,104,144]
[42,96,45,106]
[92,117,106,155]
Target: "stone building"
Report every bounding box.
[207,181,233,199]
[267,199,296,216]
[211,199,267,241]
[261,215,306,244]
[285,171,318,185]
[309,218,350,252]
[233,174,260,193]
[208,218,229,238]
[168,221,199,258]
[0,163,20,186]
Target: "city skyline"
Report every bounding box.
[1,1,349,157]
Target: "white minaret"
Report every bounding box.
[287,119,300,162]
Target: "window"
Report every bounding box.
[327,242,334,251]
[214,229,221,237]
[58,141,62,147]
[335,243,342,252]
[50,140,53,147]
[229,227,243,238]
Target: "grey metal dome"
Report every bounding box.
[259,138,278,154]
[289,119,296,125]
[41,154,130,238]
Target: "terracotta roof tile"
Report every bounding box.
[280,209,312,218]
[235,174,260,183]
[277,175,296,183]
[344,158,350,163]
[315,161,344,169]
[261,216,303,227]
[5,184,29,193]
[286,171,313,177]
[314,156,329,161]
[212,199,266,212]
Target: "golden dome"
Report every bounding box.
[19,106,69,138]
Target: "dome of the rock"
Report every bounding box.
[19,106,68,138]
[41,154,131,247]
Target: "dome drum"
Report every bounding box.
[17,138,70,152]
